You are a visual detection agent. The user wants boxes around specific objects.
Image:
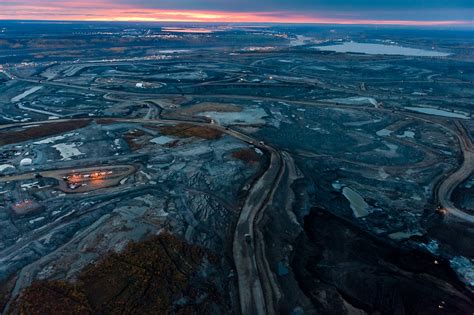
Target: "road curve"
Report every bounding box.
[231,144,282,315]
[12,70,474,311]
[0,112,281,314]
[437,121,474,223]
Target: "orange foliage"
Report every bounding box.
[14,281,91,315]
[232,148,260,164]
[13,233,225,314]
[0,120,90,146]
[158,124,222,140]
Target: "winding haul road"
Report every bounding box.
[436,121,474,223]
[5,66,474,315]
[232,143,284,315]
[0,111,282,315]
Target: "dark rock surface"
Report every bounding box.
[293,207,474,314]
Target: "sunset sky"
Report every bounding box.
[1,0,473,26]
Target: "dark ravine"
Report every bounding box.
[292,207,474,314]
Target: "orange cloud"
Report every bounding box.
[0,0,471,26]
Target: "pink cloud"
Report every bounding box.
[0,0,471,26]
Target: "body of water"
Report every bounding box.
[314,42,450,57]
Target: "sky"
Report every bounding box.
[1,0,473,26]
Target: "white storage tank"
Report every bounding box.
[20,158,32,167]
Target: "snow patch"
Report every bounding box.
[200,107,268,126]
[11,86,43,103]
[52,143,84,160]
[150,136,175,145]
[0,164,15,172]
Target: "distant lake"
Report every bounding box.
[314,42,450,57]
[161,27,215,33]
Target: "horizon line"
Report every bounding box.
[2,18,473,28]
